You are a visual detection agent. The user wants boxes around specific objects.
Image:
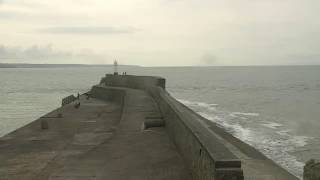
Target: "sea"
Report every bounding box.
[0,66,319,178]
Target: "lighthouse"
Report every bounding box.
[113,60,118,75]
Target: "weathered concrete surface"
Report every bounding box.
[151,88,244,180]
[0,87,191,180]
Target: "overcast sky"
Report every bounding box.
[0,0,320,66]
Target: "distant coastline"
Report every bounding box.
[1,63,319,68]
[0,63,138,68]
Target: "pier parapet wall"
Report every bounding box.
[90,85,126,104]
[61,95,77,106]
[100,74,166,89]
[99,74,244,180]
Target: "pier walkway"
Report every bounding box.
[0,88,190,180]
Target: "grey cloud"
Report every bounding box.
[0,45,69,60]
[0,45,107,64]
[39,26,137,35]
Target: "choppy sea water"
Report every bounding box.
[1,66,319,178]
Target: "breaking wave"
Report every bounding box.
[230,112,260,117]
[178,99,312,179]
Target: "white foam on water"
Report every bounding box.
[286,134,310,148]
[277,129,291,136]
[230,113,238,118]
[199,112,253,141]
[231,112,260,117]
[177,99,218,111]
[262,122,283,129]
[178,98,312,179]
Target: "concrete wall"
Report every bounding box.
[99,75,243,180]
[100,74,166,89]
[90,85,126,104]
[150,87,243,180]
[61,95,77,106]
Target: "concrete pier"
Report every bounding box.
[0,88,190,180]
[0,74,300,180]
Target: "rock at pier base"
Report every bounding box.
[304,159,320,180]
